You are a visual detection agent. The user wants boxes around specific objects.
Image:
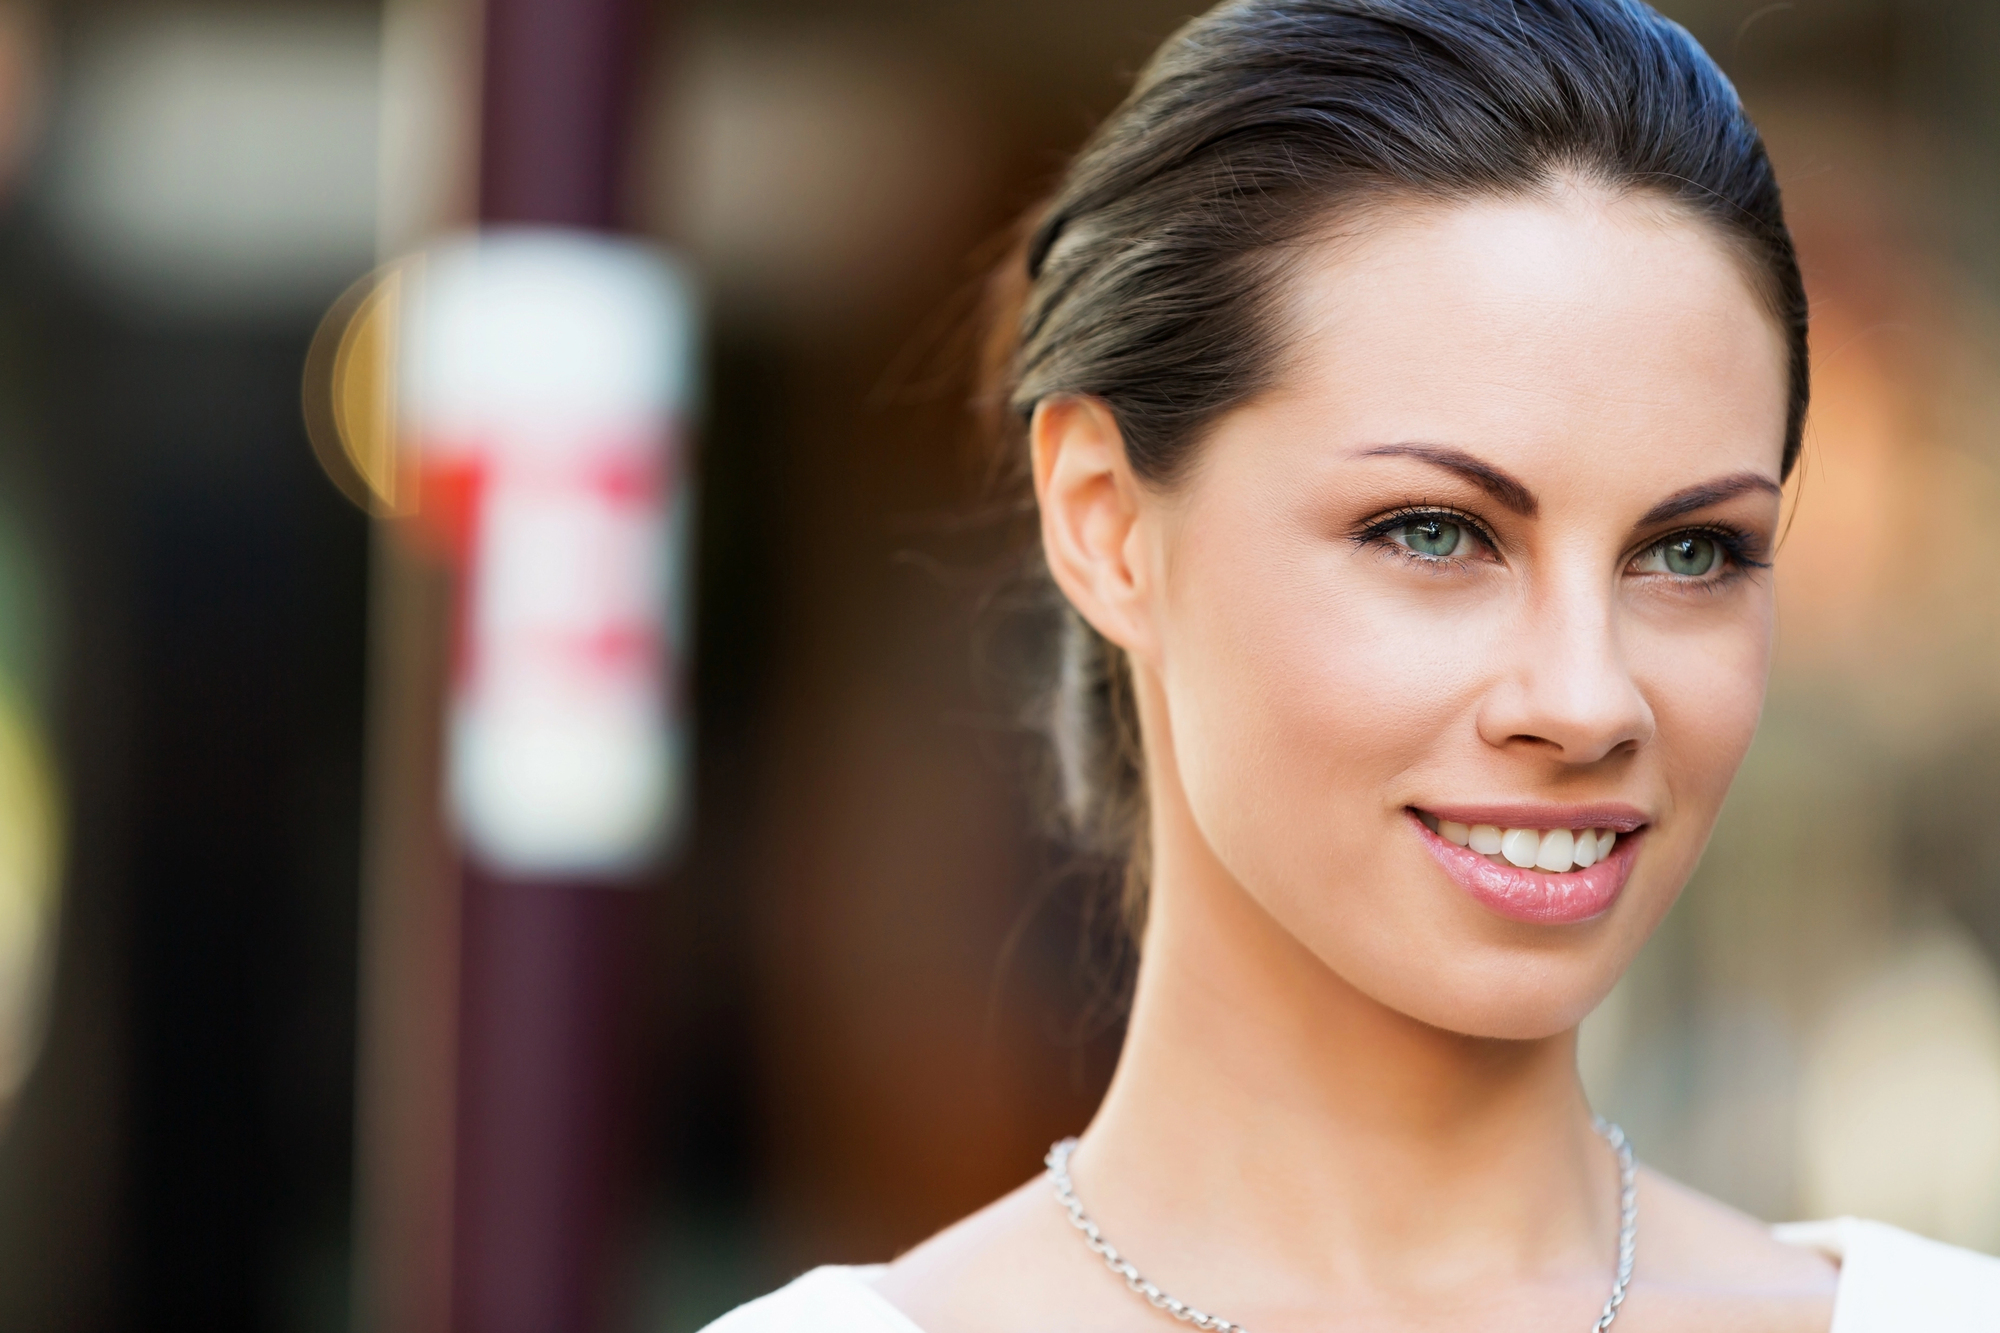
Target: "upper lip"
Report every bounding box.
[1411,802,1649,833]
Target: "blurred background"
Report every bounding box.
[0,0,1992,1329]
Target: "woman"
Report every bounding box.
[709,1,2000,1328]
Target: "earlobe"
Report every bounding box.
[1031,397,1153,658]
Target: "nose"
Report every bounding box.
[1475,576,1655,764]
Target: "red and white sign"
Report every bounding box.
[400,231,696,878]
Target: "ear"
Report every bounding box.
[1031,396,1156,661]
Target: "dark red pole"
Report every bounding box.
[452,0,650,1329]
[477,0,642,228]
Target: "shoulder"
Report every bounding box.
[872,1176,1138,1333]
[1638,1168,1839,1287]
[1774,1217,2000,1332]
[698,1266,924,1333]
[1627,1167,1839,1331]
[700,1176,1133,1333]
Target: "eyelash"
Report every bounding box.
[1630,524,1771,591]
[1351,505,1496,569]
[1352,509,1772,583]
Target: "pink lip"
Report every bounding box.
[1409,809,1643,925]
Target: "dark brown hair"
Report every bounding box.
[983,0,1809,933]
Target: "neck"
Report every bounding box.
[1076,739,1612,1296]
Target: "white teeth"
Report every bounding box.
[1534,828,1575,872]
[1572,829,1599,868]
[1437,821,1624,872]
[1500,828,1541,868]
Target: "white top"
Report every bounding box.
[1772,1217,2000,1331]
[701,1219,2000,1333]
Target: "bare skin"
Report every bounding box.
[876,183,1837,1331]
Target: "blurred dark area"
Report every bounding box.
[0,212,371,1327]
[0,1,1993,1331]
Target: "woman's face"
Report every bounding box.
[1064,186,1790,1040]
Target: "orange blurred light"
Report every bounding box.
[303,260,418,518]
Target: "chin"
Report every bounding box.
[1386,828,1694,1038]
[1384,966,1618,1043]
[1274,867,1668,1043]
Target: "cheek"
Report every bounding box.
[1159,540,1493,867]
[1637,597,1775,817]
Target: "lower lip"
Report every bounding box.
[1411,812,1641,925]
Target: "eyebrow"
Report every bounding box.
[1638,472,1782,525]
[1356,443,1538,516]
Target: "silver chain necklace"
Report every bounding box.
[1046,1118,1638,1333]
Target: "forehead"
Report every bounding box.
[1267,186,1790,485]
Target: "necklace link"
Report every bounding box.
[1047,1118,1638,1333]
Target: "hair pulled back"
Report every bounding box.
[985,0,1809,932]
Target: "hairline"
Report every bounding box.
[1112,169,1797,494]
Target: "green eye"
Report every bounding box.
[1662,534,1717,577]
[1399,517,1462,558]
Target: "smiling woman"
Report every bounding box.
[703,2,2000,1331]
